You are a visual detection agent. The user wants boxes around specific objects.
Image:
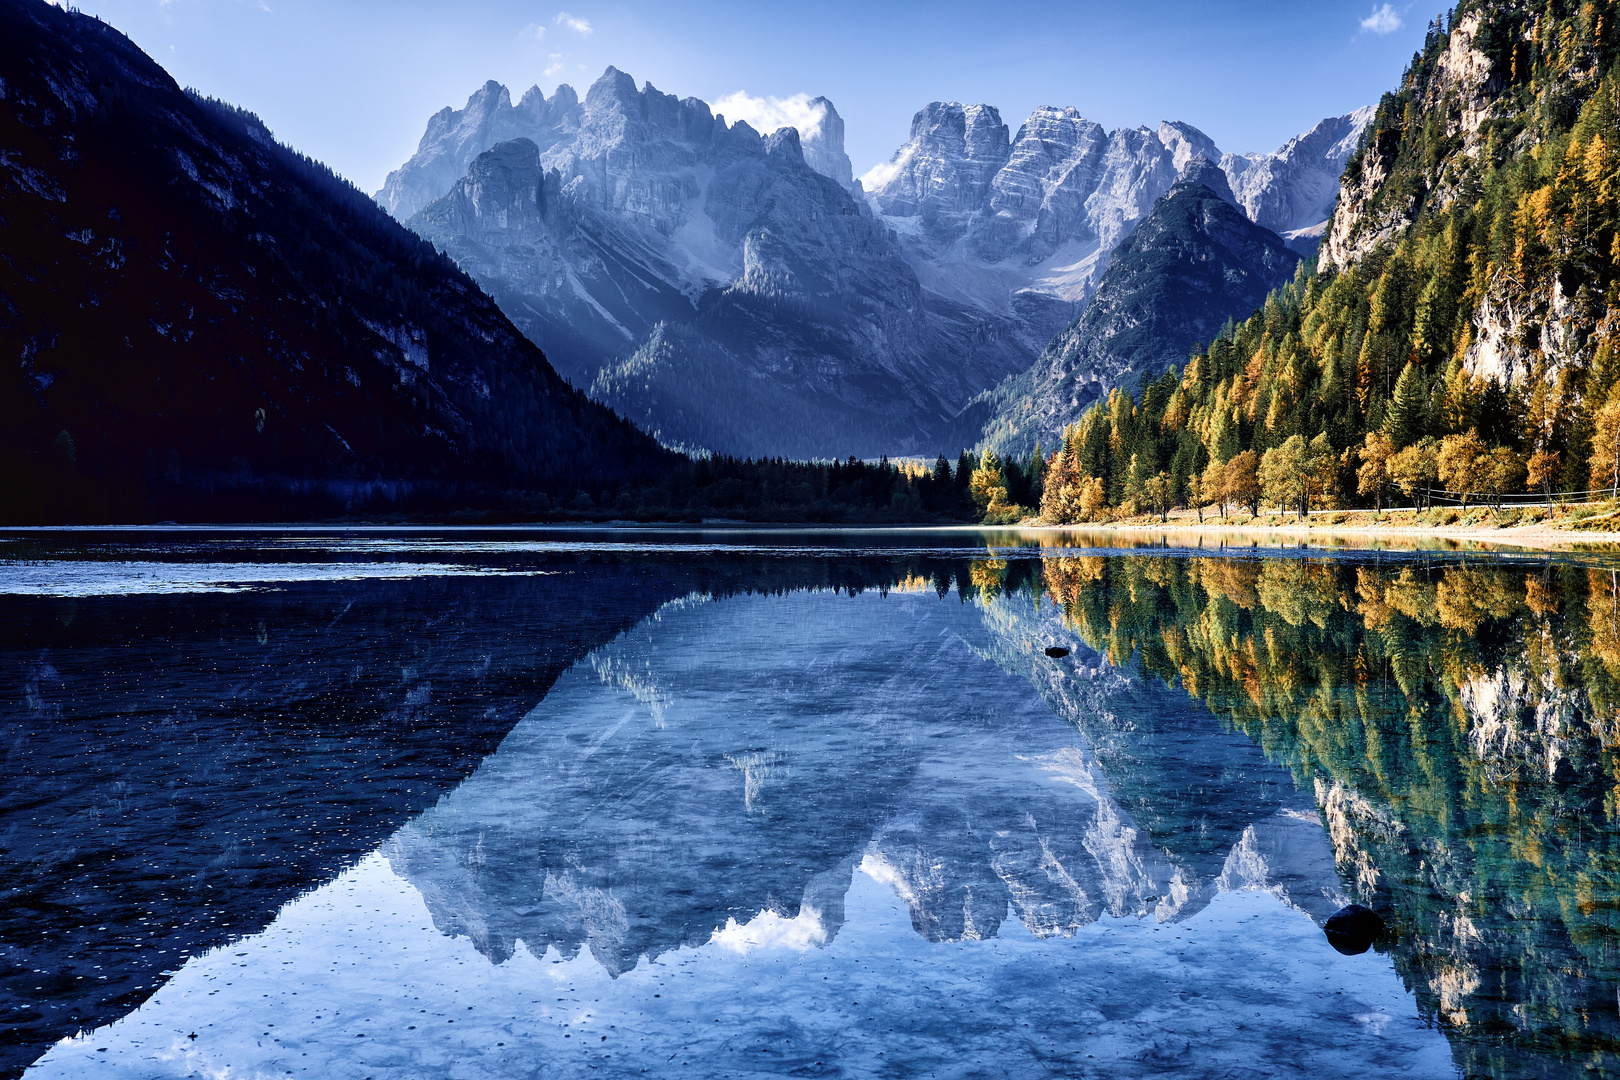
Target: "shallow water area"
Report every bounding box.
[5,528,1619,1078]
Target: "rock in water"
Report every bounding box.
[1323,904,1384,955]
[1044,647,1070,658]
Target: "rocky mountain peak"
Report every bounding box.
[977,174,1300,454]
[868,102,1011,227]
[1175,153,1239,208]
[799,96,852,188]
[578,67,717,146]
[376,78,582,220]
[402,66,1039,457]
[920,102,1011,163]
[1222,106,1374,247]
[517,81,578,118]
[464,138,544,220]
[763,126,804,165]
[1156,120,1222,172]
[867,100,1369,324]
[586,65,640,110]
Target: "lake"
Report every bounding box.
[3,527,1618,1078]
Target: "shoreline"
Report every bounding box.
[1014,511,1620,553]
[3,515,1620,553]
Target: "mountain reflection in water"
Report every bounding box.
[8,537,1620,1078]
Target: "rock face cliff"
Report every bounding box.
[379,78,856,219]
[1222,106,1376,253]
[399,69,1032,457]
[1320,13,1500,274]
[792,95,856,189]
[0,0,663,523]
[865,103,1370,325]
[1310,0,1617,453]
[376,80,582,221]
[975,160,1300,453]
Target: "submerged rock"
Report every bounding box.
[1324,904,1384,955]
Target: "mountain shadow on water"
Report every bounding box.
[0,1,668,525]
[0,564,689,1078]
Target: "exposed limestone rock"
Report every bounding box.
[976,163,1300,453]
[869,104,1368,318]
[1320,12,1493,272]
[403,68,1033,457]
[1222,106,1374,248]
[376,80,580,221]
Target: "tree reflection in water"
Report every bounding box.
[1029,551,1620,1078]
[10,534,1620,1080]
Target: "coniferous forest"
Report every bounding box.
[1039,0,1620,526]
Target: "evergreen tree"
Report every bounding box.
[1383,362,1428,449]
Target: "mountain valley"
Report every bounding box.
[381,70,1371,457]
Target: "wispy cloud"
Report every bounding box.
[712,91,831,142]
[1360,3,1402,34]
[555,11,592,35]
[522,22,546,40]
[543,52,566,78]
[858,158,904,192]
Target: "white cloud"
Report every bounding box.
[857,144,915,193]
[1360,3,1402,34]
[555,11,592,35]
[858,157,903,192]
[709,906,829,954]
[712,90,830,143]
[543,52,565,78]
[522,22,546,40]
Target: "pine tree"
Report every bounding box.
[1383,362,1428,449]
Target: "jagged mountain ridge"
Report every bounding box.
[865,102,1372,323]
[382,67,1369,458]
[0,0,665,522]
[975,160,1301,454]
[399,68,1037,457]
[375,79,583,222]
[1222,106,1376,249]
[378,75,857,220]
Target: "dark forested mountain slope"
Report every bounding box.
[976,161,1300,455]
[0,0,667,522]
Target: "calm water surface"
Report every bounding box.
[4,528,1620,1078]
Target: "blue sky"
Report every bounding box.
[73,0,1443,194]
